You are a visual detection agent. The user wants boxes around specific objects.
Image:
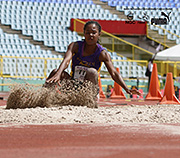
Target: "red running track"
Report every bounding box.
[0,124,180,158]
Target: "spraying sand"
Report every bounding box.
[6,79,98,109]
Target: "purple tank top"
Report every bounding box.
[71,41,105,77]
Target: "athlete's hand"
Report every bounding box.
[46,72,61,83]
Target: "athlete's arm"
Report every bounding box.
[99,50,141,95]
[46,42,78,83]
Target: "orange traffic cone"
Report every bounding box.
[159,72,180,104]
[145,63,163,101]
[110,68,126,99]
[98,74,106,98]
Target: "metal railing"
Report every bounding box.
[146,23,180,48]
[1,55,180,78]
[0,55,63,79]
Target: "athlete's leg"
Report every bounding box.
[61,71,71,80]
[84,68,98,85]
[84,68,99,104]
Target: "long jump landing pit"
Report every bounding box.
[0,92,180,158]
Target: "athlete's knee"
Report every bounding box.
[87,68,98,77]
[85,68,98,85]
[61,71,71,80]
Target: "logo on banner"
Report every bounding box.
[125,9,171,25]
[125,11,136,24]
[137,12,150,22]
[151,12,171,25]
[125,11,145,24]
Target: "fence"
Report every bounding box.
[147,23,180,48]
[0,55,180,84]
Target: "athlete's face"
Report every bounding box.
[84,24,100,45]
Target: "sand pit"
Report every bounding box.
[1,104,180,125]
[1,80,180,125]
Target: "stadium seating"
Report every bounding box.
[0,1,121,53]
[102,0,180,44]
[0,0,148,78]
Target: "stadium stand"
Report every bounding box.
[100,0,180,45]
[0,0,160,81]
[0,0,121,53]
